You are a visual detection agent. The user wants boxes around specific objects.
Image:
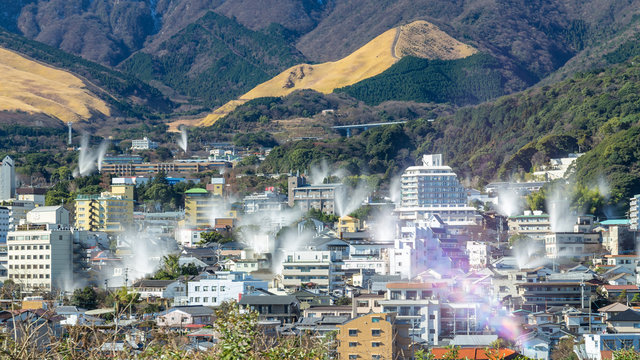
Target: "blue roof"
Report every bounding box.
[599,219,630,226]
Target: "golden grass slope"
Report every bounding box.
[0,47,110,123]
[194,20,476,127]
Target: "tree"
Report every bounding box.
[550,337,577,360]
[200,231,225,244]
[630,293,640,304]
[71,286,98,310]
[618,290,628,303]
[214,301,259,360]
[612,349,640,360]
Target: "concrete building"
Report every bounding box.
[281,250,344,293]
[630,194,640,231]
[467,241,491,269]
[75,185,134,233]
[516,281,597,311]
[288,176,345,215]
[395,154,479,225]
[508,211,551,241]
[7,227,75,292]
[0,207,9,244]
[131,137,158,150]
[242,189,287,214]
[187,272,268,306]
[206,177,225,198]
[156,306,214,327]
[16,188,46,206]
[389,220,452,280]
[4,200,36,231]
[544,232,601,259]
[26,206,70,226]
[583,333,640,360]
[0,156,15,201]
[101,160,230,176]
[336,313,413,360]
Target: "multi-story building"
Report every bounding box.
[516,281,597,312]
[466,241,491,269]
[544,232,601,259]
[184,188,235,228]
[7,227,74,292]
[288,176,345,215]
[583,333,640,360]
[630,194,640,231]
[131,137,158,150]
[242,189,287,214]
[26,206,70,227]
[389,220,451,280]
[336,313,413,360]
[3,200,36,231]
[74,185,134,233]
[16,188,46,206]
[281,250,344,293]
[100,160,230,176]
[0,243,8,280]
[395,154,479,225]
[0,156,15,201]
[206,177,225,197]
[187,272,267,306]
[0,207,9,243]
[507,211,551,241]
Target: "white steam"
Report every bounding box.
[177,126,188,153]
[74,134,108,177]
[336,182,371,217]
[389,175,402,205]
[547,182,574,232]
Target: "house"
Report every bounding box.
[516,331,551,360]
[131,279,186,300]
[582,333,640,360]
[239,295,300,324]
[304,305,353,318]
[597,302,630,321]
[601,285,640,302]
[156,306,214,327]
[290,289,331,308]
[451,335,499,348]
[606,272,635,286]
[336,313,413,360]
[605,309,640,333]
[187,272,268,307]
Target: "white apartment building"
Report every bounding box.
[5,200,36,230]
[630,194,640,231]
[395,154,479,225]
[544,232,601,259]
[466,241,491,269]
[187,272,268,306]
[242,190,287,214]
[16,188,46,206]
[0,156,15,201]
[7,227,74,292]
[281,250,344,293]
[389,220,452,280]
[131,137,158,150]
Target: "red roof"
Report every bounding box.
[601,351,613,359]
[431,348,517,360]
[603,285,640,290]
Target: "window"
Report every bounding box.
[372,317,381,323]
[203,297,208,303]
[349,356,357,360]
[348,329,357,336]
[372,356,381,360]
[203,286,208,291]
[212,286,217,291]
[371,329,381,337]
[195,286,200,291]
[349,342,357,347]
[603,340,615,350]
[371,342,381,347]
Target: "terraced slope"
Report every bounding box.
[0,47,111,123]
[195,20,475,127]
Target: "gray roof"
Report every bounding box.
[169,306,214,316]
[55,306,83,314]
[608,309,640,322]
[451,334,498,347]
[133,280,177,288]
[30,205,65,212]
[239,295,299,306]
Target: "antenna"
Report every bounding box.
[67,122,73,146]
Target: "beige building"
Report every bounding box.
[336,313,412,360]
[508,211,551,241]
[75,185,134,233]
[7,227,75,292]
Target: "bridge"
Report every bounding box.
[332,121,407,137]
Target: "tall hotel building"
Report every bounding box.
[395,154,479,225]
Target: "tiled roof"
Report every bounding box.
[431,348,517,360]
[607,309,640,322]
[602,285,639,291]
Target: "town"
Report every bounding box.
[0,135,637,360]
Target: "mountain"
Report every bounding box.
[0,46,110,123]
[196,20,476,127]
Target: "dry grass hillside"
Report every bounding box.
[0,47,111,123]
[193,20,475,127]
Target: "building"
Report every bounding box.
[288,176,345,215]
[544,232,601,259]
[131,137,158,150]
[239,295,300,324]
[100,160,230,176]
[0,207,8,243]
[0,156,15,201]
[583,333,640,360]
[336,313,413,360]
[242,189,287,214]
[184,188,235,228]
[74,185,134,233]
[395,154,479,225]
[389,220,452,280]
[281,250,344,293]
[466,241,491,269]
[26,206,70,226]
[337,216,361,237]
[206,177,225,197]
[507,211,551,241]
[7,227,75,292]
[156,306,214,327]
[16,188,46,206]
[131,279,187,301]
[187,272,268,306]
[516,281,597,311]
[4,200,36,231]
[630,194,640,231]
